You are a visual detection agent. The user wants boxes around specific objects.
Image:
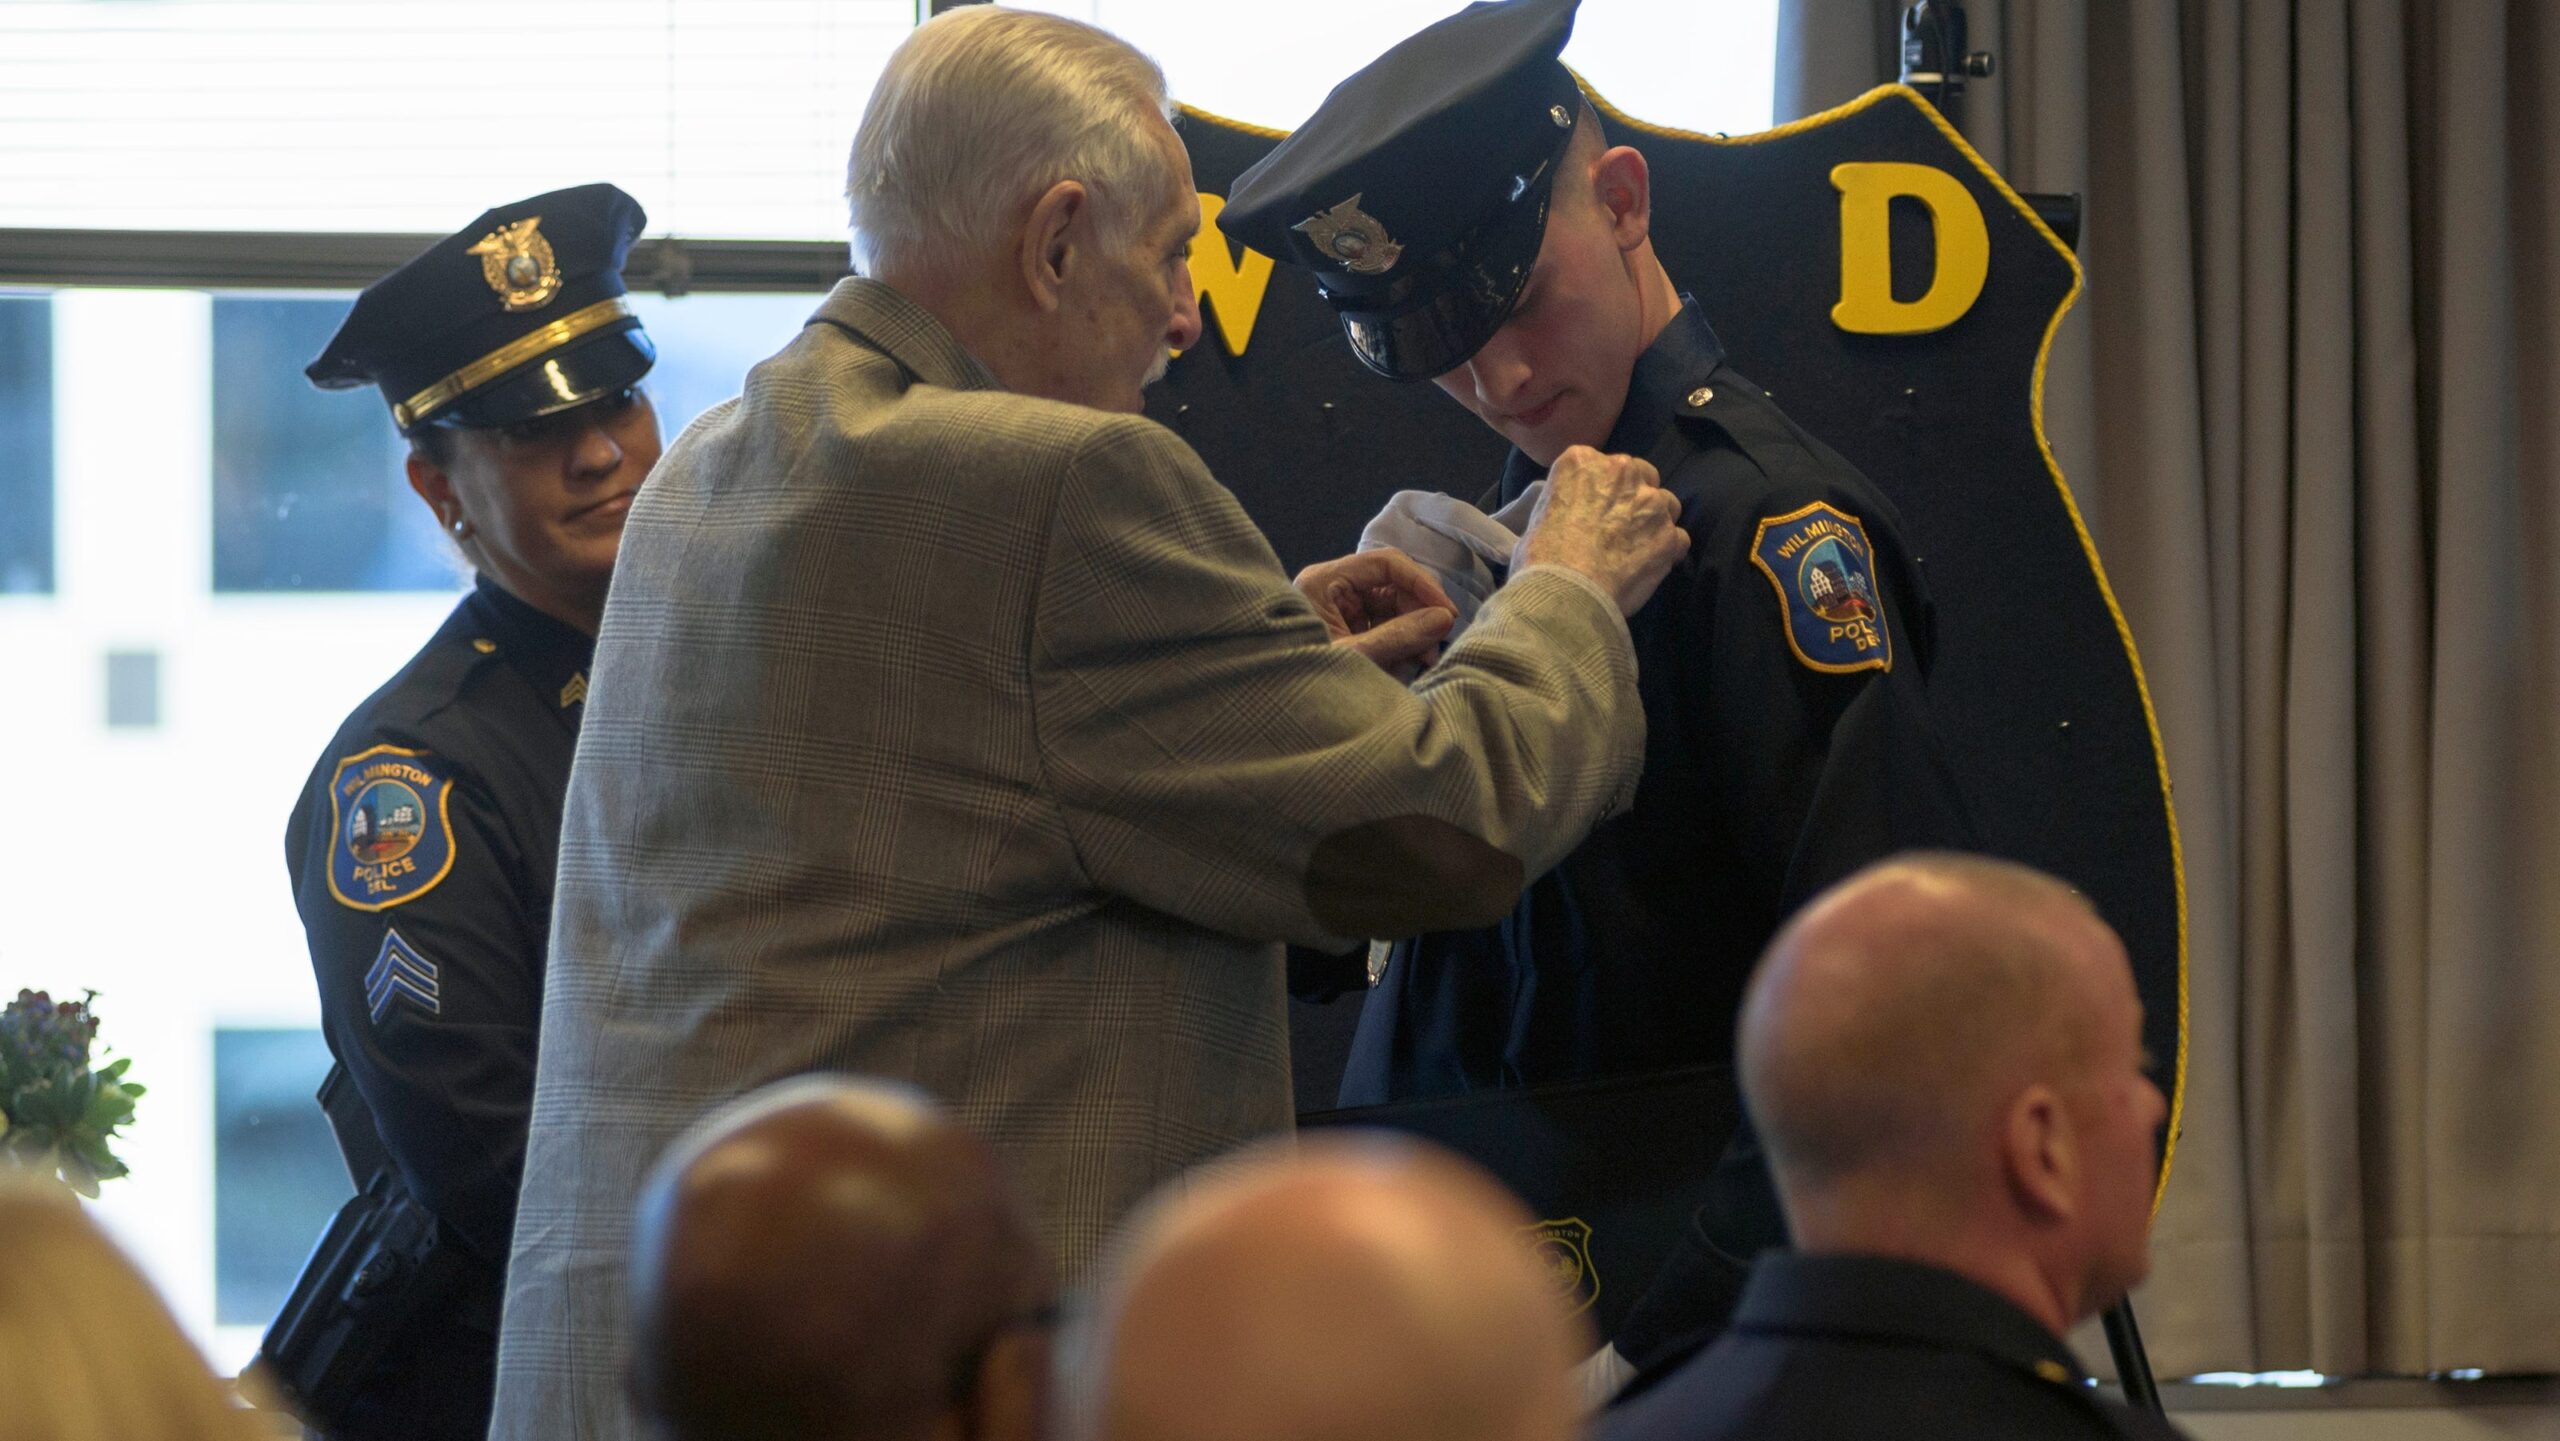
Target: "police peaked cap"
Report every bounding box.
[1219,0,1584,382]
[307,182,656,432]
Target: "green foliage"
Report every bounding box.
[0,990,145,1198]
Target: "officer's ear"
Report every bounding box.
[404,442,461,529]
[1592,144,1656,254]
[2000,1080,2080,1227]
[1018,179,1089,315]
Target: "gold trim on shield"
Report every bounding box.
[392,297,635,429]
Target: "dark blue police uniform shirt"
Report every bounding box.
[1600,1252,2193,1441]
[1342,303,1975,1105]
[282,573,590,1439]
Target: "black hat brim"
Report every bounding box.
[417,324,658,432]
[1333,159,1559,383]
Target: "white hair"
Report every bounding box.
[847,6,1181,279]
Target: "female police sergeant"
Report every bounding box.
[276,183,661,1440]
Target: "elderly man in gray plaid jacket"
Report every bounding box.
[490,8,1688,1436]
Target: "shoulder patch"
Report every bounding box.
[365,928,442,1024]
[325,745,460,911]
[1522,1216,1600,1317]
[1749,502,1893,674]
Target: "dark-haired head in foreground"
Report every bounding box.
[628,1077,1054,1441]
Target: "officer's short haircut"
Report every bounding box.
[1739,853,2107,1188]
[1575,100,1607,152]
[408,425,458,469]
[1558,102,1609,203]
[846,7,1182,281]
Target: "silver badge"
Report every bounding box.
[1293,193,1404,277]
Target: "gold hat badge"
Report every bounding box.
[1294,194,1403,276]
[466,216,562,312]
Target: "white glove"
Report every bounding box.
[1355,482,1546,641]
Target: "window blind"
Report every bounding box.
[0,1,916,237]
[0,1,1773,243]
[1034,0,1778,136]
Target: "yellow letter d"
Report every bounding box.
[1829,162,1989,336]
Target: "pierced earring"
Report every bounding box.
[448,516,471,537]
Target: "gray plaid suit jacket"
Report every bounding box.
[487,278,1644,1438]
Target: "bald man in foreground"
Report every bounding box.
[627,1077,1055,1441]
[1074,1137,1587,1441]
[1602,854,2186,1441]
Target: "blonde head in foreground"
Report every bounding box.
[0,1179,261,1441]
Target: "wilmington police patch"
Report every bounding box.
[326,744,459,911]
[1523,1216,1600,1318]
[1749,501,1893,674]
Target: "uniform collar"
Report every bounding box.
[464,575,598,718]
[1734,1251,2093,1390]
[1604,296,1726,455]
[1498,298,1728,502]
[808,277,1004,394]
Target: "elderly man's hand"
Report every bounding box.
[1296,549,1458,682]
[1516,446,1690,617]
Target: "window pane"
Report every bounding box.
[0,295,53,594]
[626,291,820,437]
[211,296,456,594]
[209,290,821,594]
[37,282,830,1360]
[214,1027,347,1329]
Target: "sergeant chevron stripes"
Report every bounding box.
[365,928,442,1023]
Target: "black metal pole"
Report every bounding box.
[2103,1298,2165,1416]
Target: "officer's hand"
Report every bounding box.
[1296,549,1458,682]
[1516,446,1689,617]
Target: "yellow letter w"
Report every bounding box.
[1191,192,1276,358]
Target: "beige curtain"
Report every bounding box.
[1777,0,2560,1378]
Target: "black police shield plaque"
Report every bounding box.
[1162,86,2186,1332]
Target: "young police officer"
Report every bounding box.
[1222,0,1977,1375]
[267,183,660,1439]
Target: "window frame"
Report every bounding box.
[0,230,851,295]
